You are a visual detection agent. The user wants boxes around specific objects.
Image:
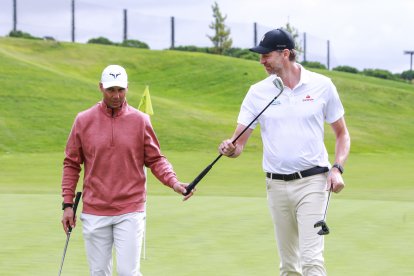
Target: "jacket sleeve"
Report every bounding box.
[143,116,179,188]
[61,116,84,203]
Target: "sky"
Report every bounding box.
[0,0,413,73]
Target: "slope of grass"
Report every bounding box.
[1,37,413,154]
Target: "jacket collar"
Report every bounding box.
[99,100,128,117]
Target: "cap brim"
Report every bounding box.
[249,46,273,54]
[102,81,128,89]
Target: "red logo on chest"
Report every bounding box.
[303,95,314,102]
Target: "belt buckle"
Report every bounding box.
[286,172,302,181]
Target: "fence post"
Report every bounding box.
[71,0,75,42]
[327,40,330,70]
[253,22,257,46]
[303,32,307,62]
[123,9,128,42]
[13,0,17,31]
[404,51,414,72]
[171,16,175,49]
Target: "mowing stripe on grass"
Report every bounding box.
[1,194,413,275]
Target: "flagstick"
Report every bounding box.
[142,167,147,260]
[138,85,152,260]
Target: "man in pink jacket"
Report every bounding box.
[61,65,193,276]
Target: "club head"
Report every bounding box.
[314,220,330,235]
[272,76,284,92]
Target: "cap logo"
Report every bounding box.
[109,73,121,79]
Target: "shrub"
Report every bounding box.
[223,48,258,61]
[121,39,149,49]
[333,65,359,74]
[87,37,114,45]
[87,37,151,49]
[401,70,414,81]
[300,61,327,69]
[362,68,395,80]
[173,46,212,53]
[172,46,259,61]
[8,30,41,40]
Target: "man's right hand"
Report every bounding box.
[61,207,76,234]
[219,139,236,157]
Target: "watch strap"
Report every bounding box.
[62,202,73,210]
[332,163,344,174]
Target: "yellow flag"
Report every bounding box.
[138,85,154,115]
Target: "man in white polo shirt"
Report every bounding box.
[218,28,350,275]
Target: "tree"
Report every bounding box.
[282,22,303,54]
[207,2,232,55]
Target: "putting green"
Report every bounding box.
[1,193,413,275]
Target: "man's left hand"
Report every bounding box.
[173,182,194,201]
[327,169,345,193]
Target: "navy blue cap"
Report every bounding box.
[250,28,295,54]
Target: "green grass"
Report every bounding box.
[1,152,414,275]
[1,193,414,275]
[1,37,414,154]
[1,151,413,201]
[1,37,414,275]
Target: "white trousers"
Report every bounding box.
[266,173,328,276]
[80,212,145,276]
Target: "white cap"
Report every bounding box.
[100,65,128,89]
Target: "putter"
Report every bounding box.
[58,191,82,276]
[183,76,285,196]
[314,187,332,235]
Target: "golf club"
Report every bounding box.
[314,187,332,235]
[58,191,82,276]
[183,76,285,196]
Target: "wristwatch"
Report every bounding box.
[332,163,344,174]
[62,202,73,210]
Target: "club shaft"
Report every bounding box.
[58,234,71,276]
[58,192,82,275]
[232,93,281,144]
[184,90,283,195]
[183,155,222,195]
[323,188,332,220]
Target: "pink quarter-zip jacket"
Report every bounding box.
[62,101,179,216]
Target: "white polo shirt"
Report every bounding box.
[237,65,344,174]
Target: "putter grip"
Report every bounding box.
[68,192,82,233]
[183,164,213,196]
